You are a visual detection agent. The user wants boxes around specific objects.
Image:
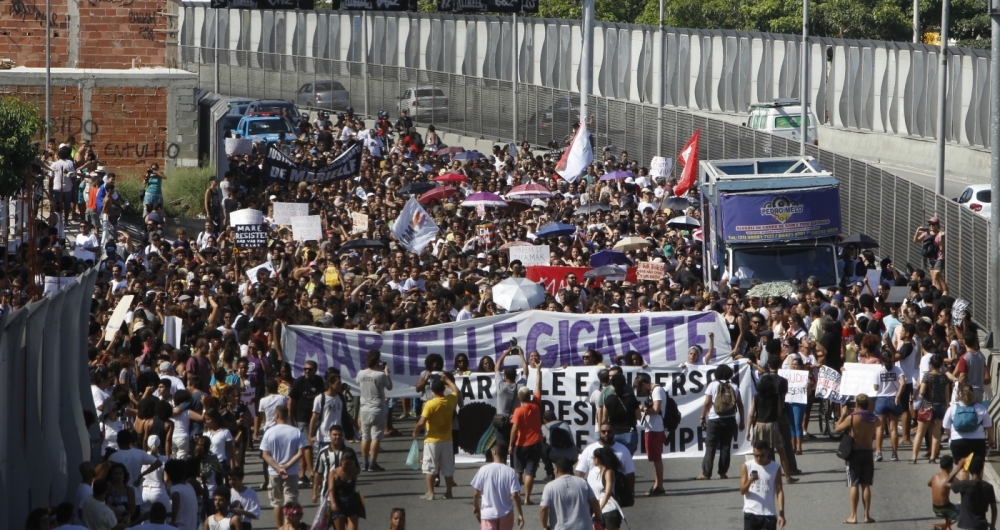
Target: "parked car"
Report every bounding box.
[227,104,250,116]
[745,98,819,145]
[296,81,350,110]
[246,99,301,119]
[397,86,448,120]
[230,112,298,144]
[956,184,992,218]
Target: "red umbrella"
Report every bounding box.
[418,186,459,204]
[506,184,553,200]
[434,172,468,183]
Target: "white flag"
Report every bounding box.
[391,198,439,255]
[555,122,593,183]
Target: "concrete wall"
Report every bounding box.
[1,68,199,170]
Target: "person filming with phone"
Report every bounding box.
[740,439,787,530]
[357,349,393,472]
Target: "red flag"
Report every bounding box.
[673,129,701,197]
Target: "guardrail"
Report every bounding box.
[180,44,995,329]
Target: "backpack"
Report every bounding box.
[953,404,980,433]
[549,423,574,449]
[921,234,939,259]
[713,381,738,416]
[604,468,634,508]
[663,393,682,432]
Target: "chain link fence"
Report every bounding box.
[183,46,994,330]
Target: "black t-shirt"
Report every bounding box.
[952,479,996,530]
[605,392,639,435]
[756,374,785,423]
[317,131,333,146]
[820,331,843,371]
[289,375,325,423]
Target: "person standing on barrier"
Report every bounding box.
[913,216,948,295]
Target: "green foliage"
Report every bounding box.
[0,97,44,198]
[120,165,215,218]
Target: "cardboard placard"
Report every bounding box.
[778,368,811,404]
[246,262,276,285]
[229,208,263,227]
[272,202,309,225]
[636,261,665,281]
[225,138,253,156]
[351,212,369,235]
[234,224,267,249]
[650,156,672,178]
[508,244,549,267]
[104,295,135,340]
[839,363,883,397]
[291,215,323,242]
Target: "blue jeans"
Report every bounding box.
[614,429,638,455]
[787,403,807,438]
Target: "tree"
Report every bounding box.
[0,97,43,198]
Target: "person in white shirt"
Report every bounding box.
[575,424,634,489]
[74,221,100,262]
[227,467,262,526]
[260,405,306,527]
[50,147,77,217]
[109,430,161,501]
[471,444,524,529]
[309,374,344,453]
[635,374,667,495]
[127,501,178,530]
[52,501,89,530]
[140,435,171,514]
[697,364,745,480]
[740,439,787,530]
[165,460,199,530]
[91,368,113,414]
[81,480,119,530]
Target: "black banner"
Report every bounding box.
[438,0,534,12]
[263,141,363,184]
[234,224,268,249]
[334,0,417,10]
[486,0,519,12]
[211,0,312,8]
[520,0,537,13]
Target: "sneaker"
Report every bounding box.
[369,462,386,472]
[875,453,883,462]
[362,462,369,472]
[891,453,899,462]
[419,493,435,501]
[298,476,311,487]
[443,491,454,499]
[645,487,666,496]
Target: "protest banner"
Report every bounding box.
[263,142,362,184]
[508,244,549,267]
[104,295,135,340]
[43,276,77,295]
[291,215,323,242]
[234,224,267,249]
[229,208,263,227]
[636,261,665,282]
[246,262,275,285]
[815,365,847,404]
[778,369,811,404]
[839,363,882,397]
[351,212,369,235]
[225,138,253,155]
[272,202,309,225]
[526,266,638,294]
[650,156,672,178]
[391,198,439,254]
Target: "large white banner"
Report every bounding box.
[391,197,439,254]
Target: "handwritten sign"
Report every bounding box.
[104,295,135,341]
[636,261,665,281]
[509,244,549,267]
[272,202,309,225]
[815,366,847,404]
[225,138,253,156]
[650,156,672,178]
[778,369,811,404]
[229,208,263,227]
[351,212,369,235]
[839,363,882,397]
[246,262,276,285]
[291,215,323,242]
[234,224,267,249]
[952,298,970,326]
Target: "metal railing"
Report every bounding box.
[182,46,995,329]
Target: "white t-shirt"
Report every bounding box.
[91,385,111,412]
[260,423,305,476]
[102,418,123,451]
[312,393,343,443]
[168,483,199,530]
[586,465,620,514]
[75,232,99,261]
[109,447,157,498]
[230,485,262,521]
[874,366,904,398]
[705,381,741,420]
[644,385,667,433]
[575,441,635,478]
[206,428,234,463]
[943,402,993,440]
[894,338,921,386]
[258,394,289,432]
[469,462,521,520]
[51,158,76,191]
[171,410,190,440]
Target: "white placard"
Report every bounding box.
[291,215,323,242]
[864,269,881,294]
[225,138,253,156]
[778,369,811,404]
[43,276,76,295]
[104,295,135,340]
[229,208,263,227]
[163,316,183,347]
[351,212,369,235]
[815,365,848,404]
[509,244,549,267]
[636,261,665,281]
[246,262,276,285]
[650,156,672,178]
[839,363,883,397]
[273,202,309,225]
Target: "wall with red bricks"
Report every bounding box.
[0,0,69,67]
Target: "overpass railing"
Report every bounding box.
[179,45,995,330]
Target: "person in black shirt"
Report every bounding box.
[749,367,798,484]
[289,360,325,487]
[951,454,997,530]
[603,373,639,455]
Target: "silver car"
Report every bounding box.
[397,86,448,120]
[296,80,350,110]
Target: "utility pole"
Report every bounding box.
[988,0,1000,341]
[657,0,664,156]
[579,0,594,129]
[800,0,809,155]
[914,0,920,43]
[935,0,950,195]
[362,11,369,119]
[214,10,220,94]
[512,12,518,146]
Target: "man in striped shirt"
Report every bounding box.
[312,424,357,503]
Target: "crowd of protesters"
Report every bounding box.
[16,103,997,530]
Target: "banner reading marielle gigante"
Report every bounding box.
[283,310,754,458]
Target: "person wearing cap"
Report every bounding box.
[140,434,170,514]
[913,216,947,294]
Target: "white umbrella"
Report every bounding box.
[613,236,652,251]
[492,277,547,312]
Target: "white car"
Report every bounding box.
[956,184,991,218]
[746,99,819,145]
[397,86,448,120]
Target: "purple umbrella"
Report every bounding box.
[599,170,633,181]
[461,192,507,208]
[453,150,487,161]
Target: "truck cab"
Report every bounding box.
[746,99,819,146]
[699,157,842,289]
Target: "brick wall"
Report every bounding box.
[0,84,172,170]
[0,0,70,67]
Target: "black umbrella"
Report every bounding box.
[667,215,701,230]
[397,182,436,196]
[339,238,388,252]
[841,233,880,249]
[575,203,611,215]
[664,197,694,211]
[583,265,628,279]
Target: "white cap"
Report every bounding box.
[147,435,161,448]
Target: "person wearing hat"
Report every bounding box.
[913,216,947,293]
[156,361,185,397]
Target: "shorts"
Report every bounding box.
[930,259,944,272]
[846,449,874,487]
[266,472,300,507]
[144,192,163,207]
[296,421,310,442]
[932,403,947,420]
[644,430,665,462]
[743,513,778,530]
[513,443,542,477]
[360,409,387,441]
[480,511,515,530]
[751,422,783,451]
[53,190,72,208]
[874,396,902,417]
[603,509,624,530]
[422,441,456,477]
[932,503,959,522]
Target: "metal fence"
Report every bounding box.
[182,46,995,330]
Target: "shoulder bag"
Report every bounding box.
[836,415,855,460]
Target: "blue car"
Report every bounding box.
[231,113,298,144]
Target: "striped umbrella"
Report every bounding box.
[506,184,553,200]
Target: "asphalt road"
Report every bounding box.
[239,414,989,530]
[875,161,985,202]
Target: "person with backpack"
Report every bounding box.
[913,216,947,294]
[602,373,639,455]
[943,384,995,462]
[697,364,745,480]
[542,410,579,482]
[633,373,667,496]
[586,447,627,530]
